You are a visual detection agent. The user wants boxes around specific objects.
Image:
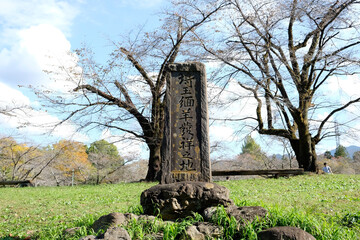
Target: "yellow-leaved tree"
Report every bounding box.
[51,140,94,185]
[0,137,42,181]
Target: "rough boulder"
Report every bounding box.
[140,181,233,220]
[258,226,316,240]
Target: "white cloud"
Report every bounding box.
[0,24,81,92]
[18,24,81,92]
[0,107,89,143]
[19,24,71,65]
[204,60,223,70]
[0,0,81,90]
[206,79,262,157]
[0,0,78,40]
[326,75,360,102]
[319,75,360,132]
[0,82,88,142]
[309,74,360,153]
[0,26,77,90]
[0,0,85,142]
[125,74,155,106]
[25,112,89,142]
[0,45,47,88]
[209,124,235,141]
[0,82,30,107]
[208,79,258,128]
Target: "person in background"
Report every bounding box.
[322,162,332,174]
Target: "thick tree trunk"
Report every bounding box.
[144,96,164,182]
[287,97,317,172]
[289,137,317,172]
[96,169,100,185]
[145,142,162,182]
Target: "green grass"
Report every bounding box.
[0,175,359,239]
[222,174,360,216]
[0,182,155,239]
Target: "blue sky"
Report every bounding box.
[69,1,166,57]
[0,0,359,161]
[0,0,169,159]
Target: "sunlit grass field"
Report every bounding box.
[0,174,359,239]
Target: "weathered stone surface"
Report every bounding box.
[144,232,164,240]
[137,214,156,222]
[64,227,81,237]
[258,226,316,240]
[194,222,223,238]
[140,182,233,220]
[161,62,211,184]
[92,212,143,234]
[203,205,267,225]
[182,225,205,240]
[81,227,130,240]
[226,205,268,225]
[202,206,218,221]
[92,213,127,233]
[123,213,139,223]
[103,227,130,240]
[181,222,223,240]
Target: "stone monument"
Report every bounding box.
[161,62,211,184]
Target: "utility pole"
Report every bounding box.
[72,169,74,187]
[335,121,340,148]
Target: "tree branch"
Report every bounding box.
[74,84,153,137]
[114,81,133,105]
[119,47,156,97]
[314,96,360,143]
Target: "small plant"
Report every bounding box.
[341,212,360,227]
[162,223,178,240]
[121,213,203,240]
[127,205,144,215]
[125,218,145,239]
[209,206,238,239]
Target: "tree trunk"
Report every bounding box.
[287,97,318,172]
[289,137,317,172]
[96,169,100,185]
[144,95,164,182]
[145,142,162,182]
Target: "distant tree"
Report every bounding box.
[324,151,333,159]
[87,140,120,159]
[353,151,360,161]
[241,135,273,168]
[234,153,265,170]
[51,140,94,185]
[334,145,349,158]
[241,136,261,155]
[352,151,360,173]
[86,140,125,184]
[0,137,43,181]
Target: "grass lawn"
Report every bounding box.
[0,174,359,239]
